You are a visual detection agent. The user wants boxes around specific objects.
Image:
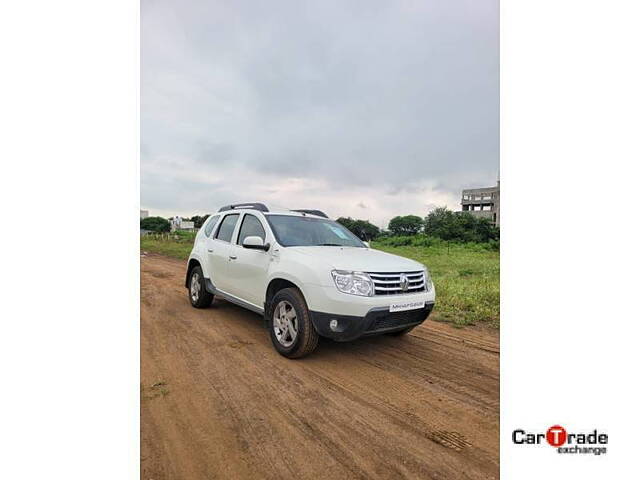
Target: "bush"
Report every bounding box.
[424,207,499,243]
[411,235,442,248]
[141,216,171,233]
[486,239,500,251]
[375,234,436,248]
[374,234,499,252]
[387,236,413,247]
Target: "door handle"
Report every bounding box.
[229,255,237,260]
[207,249,214,253]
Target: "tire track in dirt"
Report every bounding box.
[141,254,499,480]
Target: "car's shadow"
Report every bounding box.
[210,298,413,360]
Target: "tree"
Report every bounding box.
[140,216,171,233]
[189,214,210,229]
[424,207,463,240]
[336,217,381,240]
[424,207,499,242]
[474,217,500,242]
[388,215,424,236]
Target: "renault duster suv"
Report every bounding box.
[186,203,435,358]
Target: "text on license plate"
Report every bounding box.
[389,300,425,313]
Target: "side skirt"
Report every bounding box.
[204,278,264,316]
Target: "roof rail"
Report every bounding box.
[218,202,269,213]
[291,209,329,218]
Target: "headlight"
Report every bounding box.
[331,270,374,297]
[424,268,433,292]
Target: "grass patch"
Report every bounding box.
[141,380,170,401]
[140,231,195,260]
[140,233,499,328]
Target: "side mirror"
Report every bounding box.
[363,241,370,248]
[242,236,270,251]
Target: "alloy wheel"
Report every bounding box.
[273,300,298,347]
[190,272,200,302]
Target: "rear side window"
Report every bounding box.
[215,214,239,242]
[237,214,266,244]
[203,215,220,237]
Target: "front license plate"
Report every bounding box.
[389,300,425,313]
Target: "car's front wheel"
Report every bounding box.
[188,265,214,308]
[268,288,318,358]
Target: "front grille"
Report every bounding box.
[368,271,427,296]
[365,305,432,332]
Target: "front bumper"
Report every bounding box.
[309,302,435,342]
[303,283,435,318]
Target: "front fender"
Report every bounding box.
[266,270,310,296]
[266,268,332,313]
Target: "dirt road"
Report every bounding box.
[141,254,499,479]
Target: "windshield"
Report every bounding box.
[266,215,366,247]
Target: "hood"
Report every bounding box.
[287,246,424,272]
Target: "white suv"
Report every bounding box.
[186,203,435,358]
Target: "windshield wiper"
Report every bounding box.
[318,243,343,246]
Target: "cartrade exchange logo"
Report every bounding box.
[512,425,608,455]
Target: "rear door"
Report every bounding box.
[205,213,240,292]
[196,214,220,268]
[225,213,272,307]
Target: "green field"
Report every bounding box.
[140,231,197,259]
[141,232,499,328]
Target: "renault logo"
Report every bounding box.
[399,273,409,292]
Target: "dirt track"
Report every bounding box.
[141,254,499,479]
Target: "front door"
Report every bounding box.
[225,213,271,308]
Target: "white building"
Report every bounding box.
[171,216,195,231]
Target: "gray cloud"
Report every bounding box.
[194,141,235,165]
[142,0,498,227]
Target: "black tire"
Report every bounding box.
[267,288,319,358]
[387,326,415,336]
[188,266,214,308]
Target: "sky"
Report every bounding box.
[141,0,498,228]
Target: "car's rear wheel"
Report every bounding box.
[268,288,318,358]
[188,266,214,308]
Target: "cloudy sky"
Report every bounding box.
[141,0,498,227]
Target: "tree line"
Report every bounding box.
[337,207,499,243]
[141,207,499,244]
[140,214,211,233]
